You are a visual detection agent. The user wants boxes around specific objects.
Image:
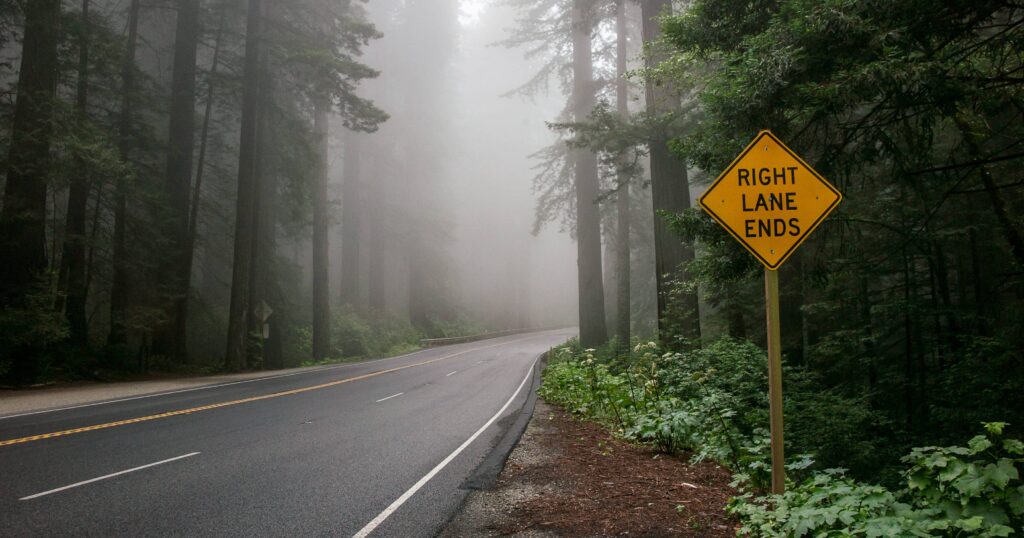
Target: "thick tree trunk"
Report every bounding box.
[255,86,282,370]
[640,0,700,342]
[183,10,226,327]
[155,0,201,362]
[249,21,278,370]
[311,102,332,361]
[339,131,361,308]
[57,0,92,346]
[109,0,140,347]
[571,0,608,347]
[366,145,386,314]
[615,0,631,354]
[0,0,60,304]
[367,209,386,313]
[225,0,262,371]
[0,0,60,383]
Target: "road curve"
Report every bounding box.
[0,329,574,537]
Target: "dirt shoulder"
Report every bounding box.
[0,362,362,417]
[443,401,738,537]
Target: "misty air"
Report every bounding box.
[1,1,1022,536]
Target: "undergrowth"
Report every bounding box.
[539,339,1024,537]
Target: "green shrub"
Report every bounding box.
[540,340,1024,537]
[730,423,1024,537]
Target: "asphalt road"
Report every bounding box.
[0,329,574,537]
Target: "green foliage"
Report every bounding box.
[730,424,1024,537]
[729,470,935,537]
[0,279,68,382]
[293,308,424,365]
[541,341,1024,536]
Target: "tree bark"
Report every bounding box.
[614,0,631,354]
[640,0,700,342]
[571,0,608,347]
[225,0,262,371]
[254,80,281,370]
[311,102,332,361]
[57,0,92,346]
[339,130,361,309]
[0,0,60,306]
[155,0,201,362]
[109,0,140,347]
[0,0,60,384]
[183,9,226,322]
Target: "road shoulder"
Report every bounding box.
[0,357,399,418]
[442,400,738,537]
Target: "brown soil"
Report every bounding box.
[443,401,738,537]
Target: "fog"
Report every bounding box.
[320,0,580,332]
[0,0,651,372]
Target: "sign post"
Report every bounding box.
[699,130,842,494]
[255,301,273,364]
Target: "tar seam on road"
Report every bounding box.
[350,356,540,538]
[19,452,200,500]
[375,393,404,403]
[0,335,540,448]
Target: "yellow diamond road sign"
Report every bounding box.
[699,130,842,270]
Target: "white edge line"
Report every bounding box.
[351,356,539,538]
[375,392,404,403]
[0,330,559,421]
[19,452,200,500]
[445,371,458,377]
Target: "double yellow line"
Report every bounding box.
[0,337,530,448]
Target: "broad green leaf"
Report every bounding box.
[969,436,994,454]
[938,459,967,483]
[982,459,1019,489]
[953,467,986,497]
[1003,439,1024,455]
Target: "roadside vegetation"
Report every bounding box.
[541,340,1024,536]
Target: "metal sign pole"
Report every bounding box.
[764,267,785,494]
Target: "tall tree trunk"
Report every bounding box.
[0,0,60,383]
[255,78,282,370]
[614,0,631,354]
[640,0,700,342]
[311,102,332,361]
[57,0,92,346]
[248,17,277,370]
[0,0,60,304]
[603,238,616,332]
[109,0,140,347]
[339,131,361,308]
[367,208,386,314]
[155,0,201,362]
[225,0,262,371]
[183,9,226,319]
[366,145,386,314]
[571,0,608,347]
[109,0,141,347]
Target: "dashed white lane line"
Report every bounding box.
[445,371,458,377]
[375,393,404,403]
[351,357,539,538]
[19,452,200,501]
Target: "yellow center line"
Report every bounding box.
[0,336,535,448]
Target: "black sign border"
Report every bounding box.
[698,130,843,270]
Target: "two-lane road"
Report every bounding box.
[0,329,574,537]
